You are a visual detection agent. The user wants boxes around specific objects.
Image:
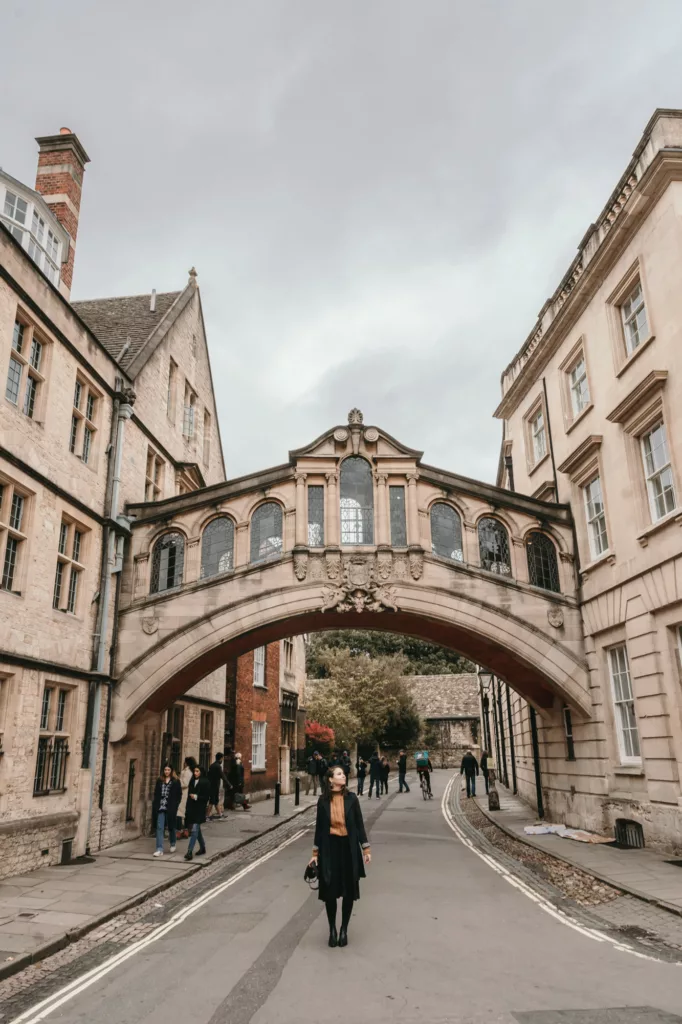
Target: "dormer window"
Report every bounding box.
[3,191,27,240]
[1,181,63,287]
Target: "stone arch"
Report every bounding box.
[242,490,289,521]
[521,519,569,555]
[139,522,190,557]
[249,500,284,564]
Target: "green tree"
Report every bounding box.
[306,630,473,678]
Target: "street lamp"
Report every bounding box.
[477,667,500,811]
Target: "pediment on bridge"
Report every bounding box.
[289,409,424,464]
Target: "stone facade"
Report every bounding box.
[495,108,682,851]
[406,673,480,768]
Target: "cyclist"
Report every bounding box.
[415,750,433,797]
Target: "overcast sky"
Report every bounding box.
[4,1,682,481]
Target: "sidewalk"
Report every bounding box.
[474,786,682,916]
[0,790,316,965]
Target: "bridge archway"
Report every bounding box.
[113,410,589,740]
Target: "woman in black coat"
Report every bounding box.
[184,765,210,860]
[152,765,182,856]
[309,766,371,948]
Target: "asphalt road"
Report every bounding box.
[11,772,682,1024]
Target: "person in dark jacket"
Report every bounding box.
[460,750,480,798]
[368,752,382,798]
[309,766,371,947]
[355,757,367,795]
[380,756,390,794]
[305,751,323,796]
[397,749,410,793]
[341,750,351,782]
[152,765,182,856]
[233,752,250,809]
[207,752,231,819]
[480,750,490,794]
[223,748,237,810]
[184,765,210,859]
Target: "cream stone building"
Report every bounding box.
[494,108,682,850]
[0,128,304,877]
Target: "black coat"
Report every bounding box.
[368,755,382,781]
[380,761,390,782]
[355,760,367,778]
[460,753,479,777]
[152,777,182,821]
[185,775,210,826]
[314,791,368,895]
[480,752,489,772]
[398,754,408,773]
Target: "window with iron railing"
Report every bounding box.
[34,684,71,795]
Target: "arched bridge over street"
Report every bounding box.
[111,410,589,742]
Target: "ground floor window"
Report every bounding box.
[163,704,184,773]
[34,683,72,794]
[199,710,213,772]
[252,721,266,770]
[608,644,640,763]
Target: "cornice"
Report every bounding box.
[606,370,668,426]
[557,435,603,478]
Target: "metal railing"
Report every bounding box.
[34,736,69,795]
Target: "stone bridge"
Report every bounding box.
[111,410,589,741]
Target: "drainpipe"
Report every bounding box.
[505,683,517,795]
[529,706,545,819]
[84,391,135,856]
[496,678,509,788]
[541,378,559,500]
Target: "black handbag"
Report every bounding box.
[304,860,319,890]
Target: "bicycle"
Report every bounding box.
[419,772,432,800]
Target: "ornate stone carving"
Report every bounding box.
[142,616,159,635]
[376,548,393,580]
[325,550,342,580]
[547,606,564,628]
[333,427,349,442]
[293,550,309,581]
[308,556,325,581]
[364,427,379,443]
[393,555,408,580]
[322,556,398,614]
[348,408,364,425]
[409,549,424,580]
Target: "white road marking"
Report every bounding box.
[10,828,308,1024]
[440,776,674,965]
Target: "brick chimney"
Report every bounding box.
[34,128,90,294]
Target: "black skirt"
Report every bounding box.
[319,835,360,902]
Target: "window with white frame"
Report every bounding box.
[69,377,99,465]
[568,354,590,417]
[620,280,648,356]
[145,448,164,502]
[283,637,294,673]
[182,382,196,439]
[0,479,28,595]
[641,422,676,522]
[583,475,608,558]
[2,187,62,286]
[608,645,640,763]
[34,683,72,794]
[251,720,266,770]
[3,189,28,241]
[253,646,266,687]
[203,410,211,466]
[5,318,47,421]
[53,520,85,615]
[529,407,547,465]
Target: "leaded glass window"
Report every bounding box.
[478,518,511,575]
[526,532,560,592]
[150,532,185,593]
[389,486,407,546]
[308,485,324,546]
[340,457,374,545]
[430,503,463,561]
[250,502,283,563]
[201,517,234,578]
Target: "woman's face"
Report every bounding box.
[193,767,201,779]
[330,766,346,790]
[163,766,171,778]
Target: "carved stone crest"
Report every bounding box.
[325,550,342,580]
[293,550,309,581]
[348,408,364,425]
[142,616,158,635]
[409,549,424,580]
[547,606,564,629]
[322,556,398,614]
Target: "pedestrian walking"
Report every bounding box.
[460,749,479,798]
[152,764,182,856]
[355,757,367,795]
[368,752,382,798]
[397,749,410,793]
[184,765,209,860]
[305,750,323,796]
[309,765,371,948]
[341,750,351,782]
[207,752,230,818]
[224,748,237,811]
[178,756,196,837]
[233,752,250,809]
[480,750,490,794]
[380,756,390,794]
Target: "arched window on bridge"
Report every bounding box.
[478,517,511,576]
[250,502,283,563]
[340,456,374,545]
[526,531,560,592]
[201,517,234,579]
[150,532,185,593]
[430,502,463,562]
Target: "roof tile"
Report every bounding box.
[71,291,180,369]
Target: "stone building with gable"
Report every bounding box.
[406,673,481,768]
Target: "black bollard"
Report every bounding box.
[274,781,281,816]
[295,775,300,806]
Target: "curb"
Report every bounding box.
[0,803,314,985]
[472,795,682,920]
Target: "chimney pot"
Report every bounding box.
[150,289,157,313]
[60,127,72,135]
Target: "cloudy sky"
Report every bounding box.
[4,1,682,480]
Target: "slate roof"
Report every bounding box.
[72,291,181,371]
[405,674,480,720]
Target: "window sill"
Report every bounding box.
[0,588,22,599]
[580,550,616,577]
[636,508,682,547]
[613,765,644,776]
[250,768,266,774]
[565,403,594,435]
[253,684,267,689]
[616,333,656,377]
[527,452,550,477]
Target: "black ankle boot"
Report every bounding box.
[338,926,348,947]
[328,926,338,948]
